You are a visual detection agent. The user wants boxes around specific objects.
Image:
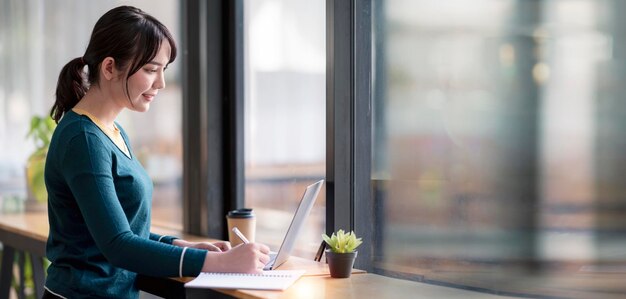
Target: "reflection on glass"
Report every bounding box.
[244,0,326,258]
[373,0,626,297]
[0,0,183,228]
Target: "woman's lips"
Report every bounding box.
[142,94,156,101]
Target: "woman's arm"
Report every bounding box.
[150,233,178,244]
[62,133,206,277]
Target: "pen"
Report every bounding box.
[314,240,326,262]
[232,227,250,244]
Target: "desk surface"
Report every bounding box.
[5,211,626,298]
[186,273,521,299]
[0,211,49,243]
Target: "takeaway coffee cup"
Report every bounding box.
[226,208,256,246]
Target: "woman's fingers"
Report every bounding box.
[258,251,270,265]
[190,242,222,252]
[256,259,266,271]
[257,244,270,254]
[214,241,232,251]
[207,244,223,252]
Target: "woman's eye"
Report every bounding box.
[145,68,158,73]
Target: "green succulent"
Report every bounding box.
[322,229,363,253]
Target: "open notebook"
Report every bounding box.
[184,270,306,291]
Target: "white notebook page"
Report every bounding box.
[184,270,306,291]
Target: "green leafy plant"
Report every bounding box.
[25,115,56,203]
[322,229,363,253]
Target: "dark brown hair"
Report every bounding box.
[50,6,177,123]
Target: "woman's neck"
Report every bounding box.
[74,87,124,130]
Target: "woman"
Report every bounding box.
[44,6,269,298]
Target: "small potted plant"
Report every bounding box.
[322,229,363,278]
[25,115,56,209]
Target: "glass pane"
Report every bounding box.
[373,0,626,297]
[244,0,326,258]
[117,1,184,230]
[0,1,183,229]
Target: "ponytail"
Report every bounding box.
[50,57,87,123]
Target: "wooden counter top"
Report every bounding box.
[0,211,49,242]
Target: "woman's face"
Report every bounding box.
[120,41,172,112]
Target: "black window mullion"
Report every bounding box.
[182,0,244,239]
[326,0,352,237]
[224,0,245,212]
[352,0,373,272]
[326,0,373,271]
[182,0,209,236]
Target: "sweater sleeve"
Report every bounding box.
[150,233,179,245]
[62,132,205,277]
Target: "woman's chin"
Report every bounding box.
[131,104,151,113]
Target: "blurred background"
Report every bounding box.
[371,0,626,296]
[3,0,626,298]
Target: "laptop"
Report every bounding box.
[264,179,324,270]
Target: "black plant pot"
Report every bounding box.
[325,250,357,278]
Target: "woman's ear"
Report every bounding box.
[100,57,116,81]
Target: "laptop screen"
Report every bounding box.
[267,179,324,270]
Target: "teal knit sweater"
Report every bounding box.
[44,111,206,298]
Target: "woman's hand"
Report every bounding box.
[172,239,232,252]
[208,241,231,252]
[202,243,271,274]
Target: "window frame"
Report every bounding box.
[326,0,373,271]
[182,0,374,270]
[182,0,244,239]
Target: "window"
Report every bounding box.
[118,1,184,230]
[243,0,326,257]
[371,0,626,297]
[0,1,183,229]
[0,2,107,208]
